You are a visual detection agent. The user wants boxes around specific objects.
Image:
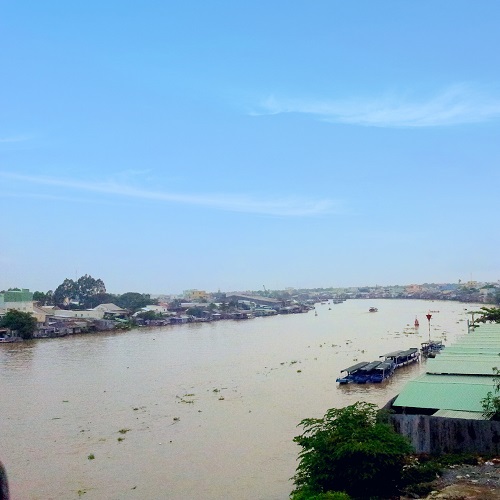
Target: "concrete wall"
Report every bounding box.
[390,414,500,454]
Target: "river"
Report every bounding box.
[0,299,478,499]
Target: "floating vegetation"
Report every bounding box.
[133,407,139,411]
[117,437,125,442]
[218,396,225,400]
[297,370,302,373]
[118,428,131,434]
[77,489,87,497]
[173,417,180,421]
[290,360,298,365]
[87,454,95,460]
[212,388,220,393]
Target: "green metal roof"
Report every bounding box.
[426,358,498,375]
[392,374,494,412]
[433,409,486,420]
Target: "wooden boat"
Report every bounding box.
[414,317,419,327]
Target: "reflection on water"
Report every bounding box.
[0,300,477,499]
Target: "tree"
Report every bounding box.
[115,292,155,313]
[33,290,54,306]
[76,274,106,309]
[0,309,37,340]
[53,275,107,309]
[481,364,500,419]
[53,278,78,308]
[292,402,413,499]
[473,306,500,324]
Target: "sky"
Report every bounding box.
[2,1,500,295]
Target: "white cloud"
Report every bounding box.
[0,172,338,217]
[254,84,500,127]
[0,135,29,143]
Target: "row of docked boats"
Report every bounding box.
[336,347,420,385]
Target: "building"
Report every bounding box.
[0,289,34,315]
[183,289,210,301]
[390,323,500,454]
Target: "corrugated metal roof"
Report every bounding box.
[433,409,486,420]
[392,374,494,412]
[426,358,497,375]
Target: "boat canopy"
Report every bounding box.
[374,361,394,371]
[381,350,403,358]
[398,348,419,357]
[359,361,381,372]
[341,361,369,373]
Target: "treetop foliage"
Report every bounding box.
[292,402,413,499]
[473,306,500,324]
[0,309,37,340]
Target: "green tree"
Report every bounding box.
[292,402,413,499]
[53,278,78,308]
[115,292,155,313]
[481,364,500,419]
[0,309,38,340]
[53,275,107,309]
[473,306,500,324]
[76,274,106,308]
[186,307,204,318]
[33,290,54,306]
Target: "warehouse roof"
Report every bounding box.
[426,357,498,376]
[392,374,494,412]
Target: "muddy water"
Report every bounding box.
[0,299,476,499]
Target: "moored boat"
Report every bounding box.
[336,361,369,384]
[381,348,420,367]
[370,361,396,383]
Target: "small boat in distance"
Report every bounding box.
[369,307,378,312]
[414,317,419,328]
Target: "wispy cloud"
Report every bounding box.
[0,172,338,217]
[253,84,500,127]
[0,135,29,143]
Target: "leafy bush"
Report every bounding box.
[291,402,413,499]
[290,489,351,500]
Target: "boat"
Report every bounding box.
[414,317,419,328]
[421,340,445,357]
[380,348,420,368]
[369,307,378,312]
[352,361,382,384]
[370,361,396,383]
[336,361,369,384]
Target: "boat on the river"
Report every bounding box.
[421,340,445,357]
[336,361,370,384]
[370,361,396,383]
[381,348,420,367]
[414,317,419,328]
[352,361,383,384]
[369,307,378,312]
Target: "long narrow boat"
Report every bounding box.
[381,348,420,367]
[336,361,369,384]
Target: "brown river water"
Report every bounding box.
[0,299,479,499]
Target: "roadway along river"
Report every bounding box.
[0,299,479,499]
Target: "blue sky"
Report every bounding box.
[2,1,500,294]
